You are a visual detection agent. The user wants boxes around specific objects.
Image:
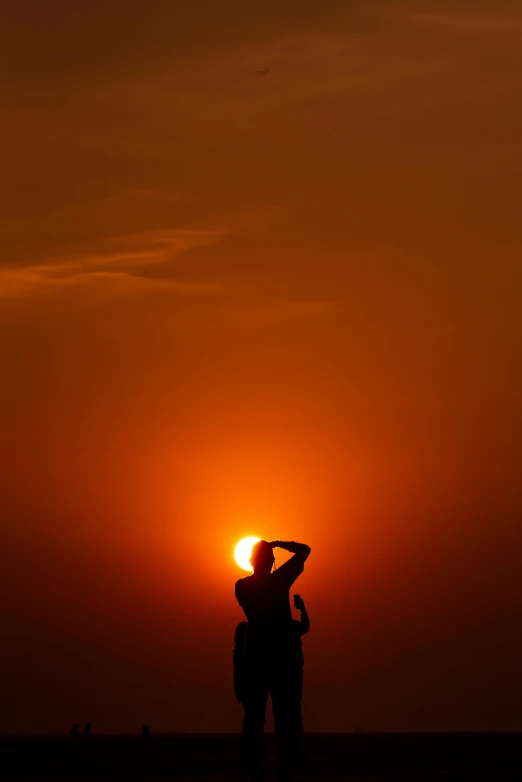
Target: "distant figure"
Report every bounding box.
[292,594,310,656]
[290,594,310,745]
[70,723,79,740]
[235,539,311,780]
[142,723,150,739]
[84,722,91,739]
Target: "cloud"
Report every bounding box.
[408,9,522,35]
[0,228,225,299]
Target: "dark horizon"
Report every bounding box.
[3,732,522,781]
[4,729,522,737]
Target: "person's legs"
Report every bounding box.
[241,663,269,780]
[271,664,303,780]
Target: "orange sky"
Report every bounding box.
[1,0,522,733]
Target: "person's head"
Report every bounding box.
[250,540,275,574]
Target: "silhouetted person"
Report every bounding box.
[235,539,311,781]
[71,723,79,740]
[84,722,91,739]
[142,723,150,739]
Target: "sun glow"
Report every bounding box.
[234,536,261,571]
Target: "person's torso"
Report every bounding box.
[236,572,293,631]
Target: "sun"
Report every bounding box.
[234,536,261,571]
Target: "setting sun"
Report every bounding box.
[234,536,261,571]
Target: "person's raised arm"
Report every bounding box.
[269,540,311,564]
[268,541,311,586]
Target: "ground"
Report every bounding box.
[1,733,521,780]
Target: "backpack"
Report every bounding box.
[233,621,247,704]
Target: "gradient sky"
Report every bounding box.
[2,0,522,733]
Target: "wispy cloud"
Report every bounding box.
[408,9,522,35]
[0,228,225,299]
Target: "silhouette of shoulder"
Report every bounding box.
[235,574,254,596]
